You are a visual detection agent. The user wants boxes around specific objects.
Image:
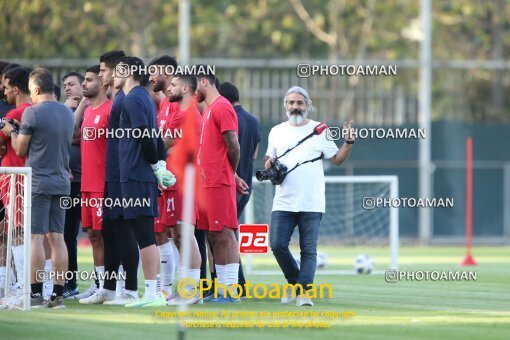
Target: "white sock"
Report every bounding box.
[12,245,24,284]
[44,259,52,274]
[175,266,184,283]
[216,263,239,296]
[156,274,162,294]
[44,259,52,286]
[223,263,239,286]
[144,280,157,299]
[171,239,181,267]
[43,259,53,297]
[95,266,105,289]
[215,264,226,294]
[0,266,6,290]
[158,240,175,290]
[188,269,201,293]
[116,265,125,296]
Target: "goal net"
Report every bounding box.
[243,175,399,275]
[0,167,31,311]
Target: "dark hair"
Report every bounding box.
[30,68,55,95]
[0,61,10,75]
[140,73,150,87]
[119,56,145,82]
[3,67,30,94]
[1,63,22,77]
[85,65,101,75]
[194,64,216,86]
[149,55,178,69]
[218,82,240,104]
[62,71,84,84]
[54,84,61,101]
[99,50,126,69]
[174,74,197,93]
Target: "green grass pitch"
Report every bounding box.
[1,246,509,340]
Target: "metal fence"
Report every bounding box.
[5,58,510,243]
[9,58,510,125]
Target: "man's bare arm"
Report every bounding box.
[331,120,355,166]
[73,98,89,133]
[223,130,240,172]
[11,132,31,157]
[330,143,353,166]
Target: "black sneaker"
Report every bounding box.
[47,296,65,309]
[31,295,45,308]
[63,285,79,300]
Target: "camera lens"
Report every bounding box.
[256,169,268,181]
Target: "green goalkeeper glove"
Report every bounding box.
[151,160,176,189]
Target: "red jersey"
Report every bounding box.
[166,103,203,191]
[81,99,112,192]
[0,103,30,167]
[158,97,179,130]
[198,96,238,188]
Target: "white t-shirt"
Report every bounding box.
[265,120,339,213]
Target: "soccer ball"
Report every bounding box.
[317,252,329,269]
[292,251,329,269]
[354,254,374,274]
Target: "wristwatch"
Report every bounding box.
[345,140,354,144]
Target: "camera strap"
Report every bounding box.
[275,122,328,161]
[284,153,324,177]
[275,122,328,175]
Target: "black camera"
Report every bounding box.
[256,159,288,185]
[0,119,20,133]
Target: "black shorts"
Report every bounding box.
[123,216,156,249]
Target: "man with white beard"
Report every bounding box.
[263,86,355,307]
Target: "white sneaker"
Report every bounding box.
[281,286,296,304]
[7,295,24,310]
[74,284,98,300]
[161,286,172,299]
[103,292,139,305]
[165,291,180,302]
[166,293,203,305]
[0,286,24,310]
[79,288,115,304]
[125,294,166,308]
[296,295,314,307]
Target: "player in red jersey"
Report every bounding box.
[163,74,204,304]
[195,69,249,303]
[148,55,180,297]
[74,65,112,294]
[0,67,31,300]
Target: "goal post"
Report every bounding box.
[243,175,399,274]
[0,167,32,311]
